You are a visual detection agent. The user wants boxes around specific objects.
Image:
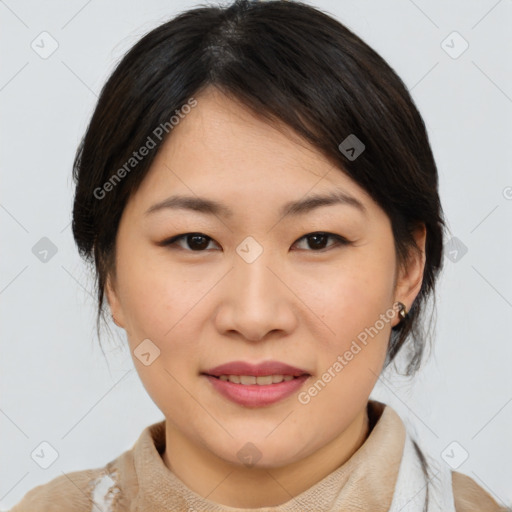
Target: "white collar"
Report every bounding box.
[389,431,456,512]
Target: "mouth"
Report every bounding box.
[201,361,311,407]
[203,360,310,378]
[204,374,307,385]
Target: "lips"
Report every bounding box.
[203,360,310,378]
[201,360,311,407]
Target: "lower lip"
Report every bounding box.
[203,375,310,407]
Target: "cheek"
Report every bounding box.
[114,243,203,414]
[299,248,396,398]
[114,237,194,337]
[301,249,396,341]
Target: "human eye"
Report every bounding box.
[292,231,351,252]
[157,231,351,253]
[157,232,219,252]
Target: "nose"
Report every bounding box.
[214,248,297,342]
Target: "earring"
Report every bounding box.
[397,302,408,321]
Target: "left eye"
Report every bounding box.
[294,232,349,251]
[159,232,350,252]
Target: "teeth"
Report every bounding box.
[256,375,273,385]
[216,374,299,385]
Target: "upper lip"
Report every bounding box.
[203,360,310,377]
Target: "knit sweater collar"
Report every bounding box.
[132,399,405,511]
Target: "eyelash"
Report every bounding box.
[158,232,351,253]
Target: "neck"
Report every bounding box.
[162,405,371,508]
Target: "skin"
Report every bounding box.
[106,86,426,507]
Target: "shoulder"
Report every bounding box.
[452,470,511,512]
[8,421,163,512]
[9,467,106,512]
[9,448,137,512]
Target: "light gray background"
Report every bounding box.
[1,0,511,509]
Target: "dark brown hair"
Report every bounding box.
[72,0,445,380]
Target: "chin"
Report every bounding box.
[208,435,307,469]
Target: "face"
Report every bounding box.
[107,87,425,470]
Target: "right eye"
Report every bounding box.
[158,233,220,252]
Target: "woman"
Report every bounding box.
[11,0,509,510]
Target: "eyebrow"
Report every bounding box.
[144,191,367,219]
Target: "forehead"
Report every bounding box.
[127,87,376,218]
[167,88,333,176]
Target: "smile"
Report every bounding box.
[203,374,310,407]
[216,374,296,385]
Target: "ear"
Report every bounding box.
[392,223,427,328]
[105,273,126,328]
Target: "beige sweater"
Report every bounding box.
[10,400,509,511]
